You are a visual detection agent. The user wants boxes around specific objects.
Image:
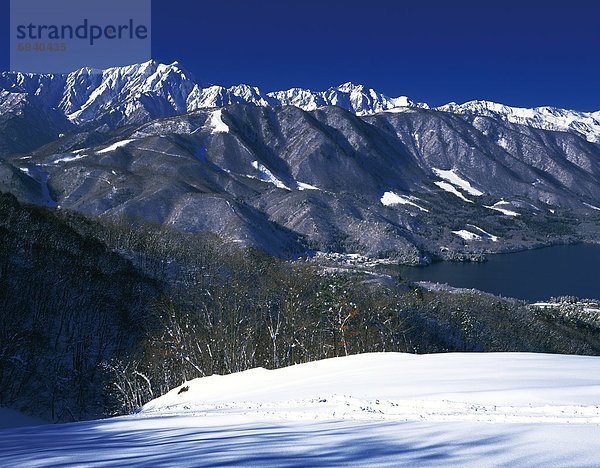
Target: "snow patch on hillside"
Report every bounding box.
[452,230,482,241]
[435,181,474,203]
[485,201,520,216]
[52,154,87,164]
[452,225,499,242]
[468,224,499,241]
[381,191,429,212]
[251,161,290,190]
[583,202,600,211]
[97,139,135,154]
[297,181,320,191]
[208,109,229,134]
[433,168,484,196]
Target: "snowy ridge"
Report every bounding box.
[1,61,597,142]
[267,82,428,115]
[0,61,427,125]
[0,61,197,126]
[438,100,600,143]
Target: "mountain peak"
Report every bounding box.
[335,82,366,92]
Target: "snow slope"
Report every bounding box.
[1,352,600,466]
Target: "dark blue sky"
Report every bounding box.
[2,0,599,110]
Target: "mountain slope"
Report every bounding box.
[0,62,599,261]
[4,102,598,262]
[0,91,72,156]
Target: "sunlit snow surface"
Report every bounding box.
[452,225,500,242]
[296,181,320,191]
[438,100,600,144]
[251,160,290,190]
[51,154,88,164]
[467,225,500,242]
[2,352,600,467]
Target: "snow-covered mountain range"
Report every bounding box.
[0,61,425,127]
[1,60,598,142]
[439,100,600,144]
[1,61,599,262]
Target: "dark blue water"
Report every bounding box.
[398,244,600,301]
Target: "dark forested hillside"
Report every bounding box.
[0,193,161,421]
[1,193,599,422]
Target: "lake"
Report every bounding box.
[398,244,600,301]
